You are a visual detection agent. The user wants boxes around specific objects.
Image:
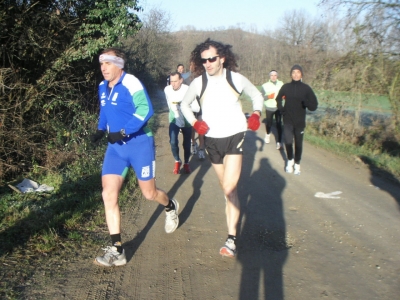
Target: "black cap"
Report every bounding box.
[290,64,303,76]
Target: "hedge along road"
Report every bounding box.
[25,92,400,299]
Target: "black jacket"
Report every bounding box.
[276,80,318,128]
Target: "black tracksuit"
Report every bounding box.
[276,80,318,164]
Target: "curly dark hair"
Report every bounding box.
[189,38,238,77]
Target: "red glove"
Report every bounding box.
[268,93,275,99]
[193,120,209,135]
[247,113,260,131]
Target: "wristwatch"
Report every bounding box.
[120,129,126,137]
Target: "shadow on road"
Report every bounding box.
[237,130,288,299]
[124,205,164,262]
[176,155,212,226]
[360,155,400,211]
[124,152,212,262]
[125,93,212,261]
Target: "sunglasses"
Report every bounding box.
[201,55,219,64]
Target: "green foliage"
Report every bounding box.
[0,0,143,181]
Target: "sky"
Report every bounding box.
[138,0,325,32]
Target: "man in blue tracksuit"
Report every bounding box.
[90,48,179,267]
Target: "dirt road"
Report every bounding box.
[26,95,400,299]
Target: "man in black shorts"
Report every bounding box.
[180,39,263,257]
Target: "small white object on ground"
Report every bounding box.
[15,178,54,193]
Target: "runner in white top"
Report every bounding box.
[164,72,192,174]
[182,68,262,138]
[180,38,263,258]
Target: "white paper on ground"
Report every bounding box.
[314,191,342,199]
[15,178,54,193]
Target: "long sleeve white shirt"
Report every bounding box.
[164,84,189,127]
[180,69,263,138]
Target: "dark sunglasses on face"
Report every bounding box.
[201,56,219,64]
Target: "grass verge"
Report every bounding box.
[305,130,400,181]
[0,148,108,299]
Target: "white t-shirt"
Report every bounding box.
[164,84,189,127]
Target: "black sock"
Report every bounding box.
[228,235,236,243]
[165,199,175,211]
[110,234,123,254]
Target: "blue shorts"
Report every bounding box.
[102,133,155,181]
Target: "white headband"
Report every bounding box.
[99,54,125,69]
[269,71,278,76]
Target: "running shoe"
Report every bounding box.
[173,161,181,174]
[183,163,191,174]
[165,198,179,233]
[294,163,301,175]
[94,246,127,267]
[198,149,205,160]
[264,134,270,144]
[276,142,281,150]
[219,238,236,258]
[285,159,294,173]
[191,143,198,155]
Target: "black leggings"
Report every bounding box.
[265,110,282,142]
[284,124,305,164]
